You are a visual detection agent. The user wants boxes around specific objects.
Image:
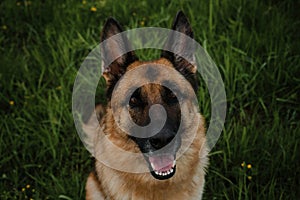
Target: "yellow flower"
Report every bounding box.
[2,25,7,30]
[82,0,87,4]
[241,162,245,167]
[32,189,35,192]
[247,176,252,180]
[90,6,97,12]
[22,188,25,192]
[140,21,145,26]
[9,101,14,106]
[56,86,62,90]
[26,184,30,189]
[247,164,252,169]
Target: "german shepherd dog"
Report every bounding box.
[85,11,209,200]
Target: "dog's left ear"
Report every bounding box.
[101,18,138,98]
[161,11,198,91]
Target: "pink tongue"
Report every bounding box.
[149,155,174,172]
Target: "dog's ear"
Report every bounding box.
[101,18,138,99]
[161,11,198,91]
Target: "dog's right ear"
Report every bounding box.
[101,18,138,99]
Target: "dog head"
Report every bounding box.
[100,11,198,180]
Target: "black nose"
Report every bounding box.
[149,130,175,149]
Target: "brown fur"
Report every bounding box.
[85,58,208,200]
[85,11,209,199]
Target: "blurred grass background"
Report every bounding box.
[0,0,299,199]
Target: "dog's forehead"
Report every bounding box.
[126,58,175,85]
[126,58,174,96]
[140,84,163,100]
[127,58,174,71]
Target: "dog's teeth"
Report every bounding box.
[153,165,176,176]
[172,161,176,167]
[153,165,175,176]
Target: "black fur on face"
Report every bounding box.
[127,84,181,153]
[127,84,181,180]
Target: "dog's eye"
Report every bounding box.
[168,92,176,99]
[166,92,178,105]
[129,97,142,108]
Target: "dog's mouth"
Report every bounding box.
[146,154,176,180]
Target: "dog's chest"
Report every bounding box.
[105,178,201,200]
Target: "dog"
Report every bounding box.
[84,11,209,200]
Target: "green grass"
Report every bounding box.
[0,0,299,199]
